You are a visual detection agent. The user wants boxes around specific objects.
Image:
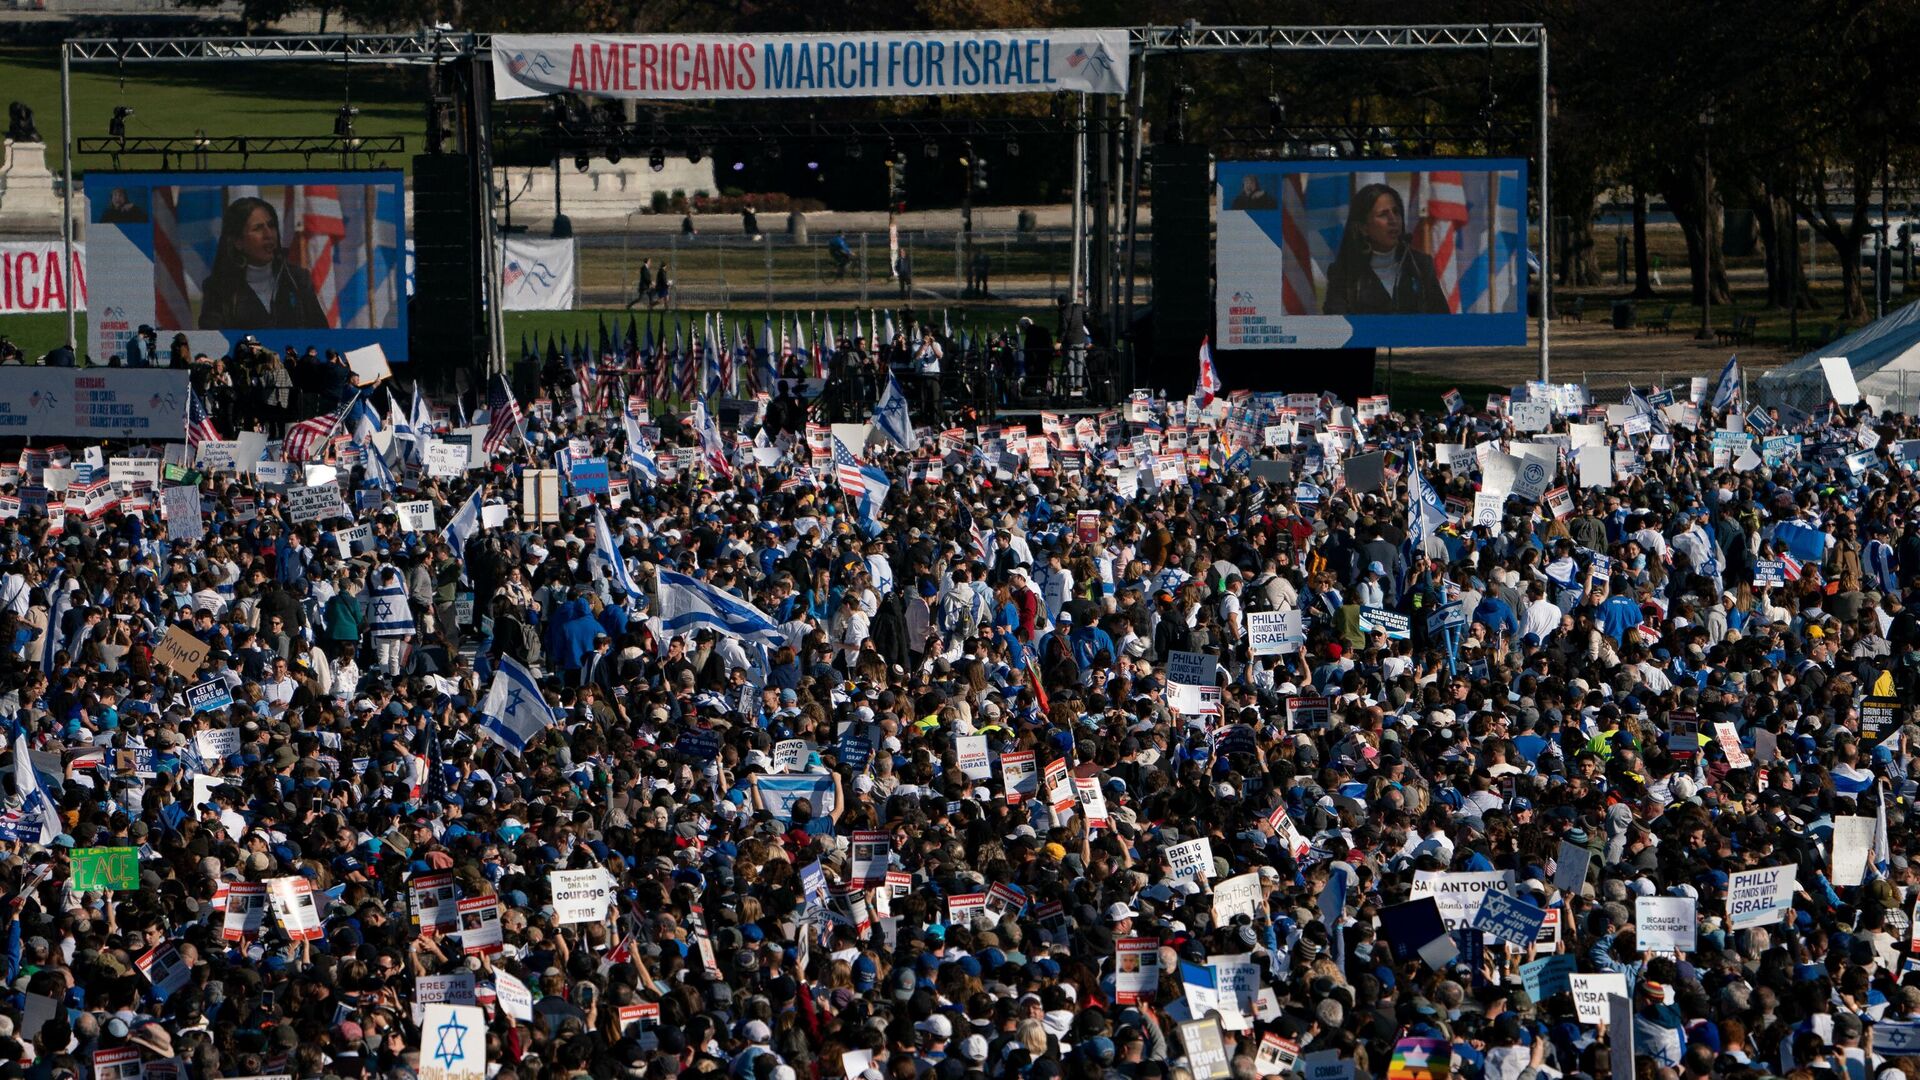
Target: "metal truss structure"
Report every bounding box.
[57,23,1552,380]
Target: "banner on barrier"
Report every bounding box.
[0,369,191,440]
[492,30,1130,101]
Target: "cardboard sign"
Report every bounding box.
[1166,838,1215,883]
[195,727,241,761]
[70,847,140,891]
[1553,840,1592,896]
[155,625,210,678]
[1861,697,1901,746]
[418,1004,486,1080]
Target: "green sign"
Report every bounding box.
[162,464,203,486]
[70,847,139,892]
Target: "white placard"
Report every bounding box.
[427,442,468,478]
[1821,356,1860,407]
[1409,870,1514,930]
[1569,972,1628,1025]
[1166,838,1215,883]
[1726,864,1797,930]
[1635,896,1697,952]
[344,344,394,386]
[1831,815,1876,887]
[1247,609,1303,656]
[396,499,437,532]
[548,868,613,924]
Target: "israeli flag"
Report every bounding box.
[1710,354,1741,412]
[348,392,384,446]
[594,508,646,604]
[478,655,555,755]
[872,372,914,451]
[12,733,58,846]
[369,564,415,638]
[361,442,396,491]
[442,489,484,581]
[658,570,787,646]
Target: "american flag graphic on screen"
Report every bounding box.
[1278,168,1523,316]
[151,180,401,331]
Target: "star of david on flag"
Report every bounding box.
[478,655,554,755]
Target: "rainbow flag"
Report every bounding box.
[1388,1038,1450,1080]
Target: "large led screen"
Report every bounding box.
[86,170,405,363]
[1215,159,1528,349]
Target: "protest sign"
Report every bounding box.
[71,847,139,891]
[1635,896,1697,952]
[1726,865,1797,929]
[1359,607,1410,640]
[495,970,534,1022]
[1179,1019,1231,1080]
[1553,840,1592,895]
[1166,838,1215,883]
[396,499,437,532]
[1410,870,1515,930]
[955,734,991,780]
[418,1003,486,1080]
[1114,937,1160,1005]
[1472,890,1547,949]
[223,881,268,940]
[1570,972,1627,1024]
[411,871,461,936]
[1247,609,1304,655]
[549,868,613,923]
[850,831,891,885]
[1519,954,1576,1001]
[186,677,233,714]
[267,876,324,940]
[458,896,504,955]
[1001,750,1038,803]
[1860,697,1901,746]
[135,941,191,999]
[194,727,241,760]
[1832,815,1876,887]
[155,625,210,677]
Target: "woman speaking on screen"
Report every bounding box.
[1320,183,1450,316]
[198,196,330,330]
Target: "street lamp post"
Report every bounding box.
[1696,105,1714,341]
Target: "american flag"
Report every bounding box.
[832,435,875,497]
[955,500,990,564]
[483,373,523,454]
[1410,171,1469,314]
[285,398,350,462]
[675,322,696,402]
[186,389,220,449]
[780,468,817,494]
[1779,553,1805,582]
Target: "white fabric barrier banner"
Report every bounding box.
[492,30,1130,101]
[0,369,189,439]
[0,242,85,314]
[499,237,577,311]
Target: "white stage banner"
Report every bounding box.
[0,242,85,314]
[492,30,1130,101]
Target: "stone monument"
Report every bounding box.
[0,102,65,233]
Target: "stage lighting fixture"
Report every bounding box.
[575,154,591,172]
[334,104,358,138]
[883,142,898,168]
[1005,139,1021,158]
[922,139,939,159]
[607,144,624,165]
[688,145,705,164]
[844,139,862,160]
[732,161,746,172]
[109,106,133,140]
[805,160,820,171]
[648,146,666,171]
[764,140,782,160]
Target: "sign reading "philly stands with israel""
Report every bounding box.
[491,30,1130,100]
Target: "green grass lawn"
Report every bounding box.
[0,46,422,177]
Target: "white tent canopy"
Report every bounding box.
[1757,300,1920,412]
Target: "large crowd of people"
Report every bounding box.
[0,348,1915,1080]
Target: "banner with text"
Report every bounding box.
[492,30,1130,101]
[0,369,190,439]
[0,242,85,314]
